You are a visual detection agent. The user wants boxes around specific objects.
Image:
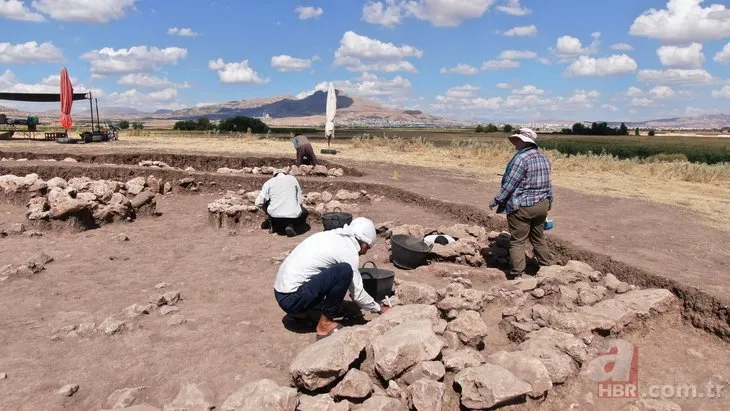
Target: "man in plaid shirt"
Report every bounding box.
[489,128,553,279]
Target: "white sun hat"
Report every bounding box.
[509,127,538,146]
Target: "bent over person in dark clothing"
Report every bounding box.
[293,132,317,166]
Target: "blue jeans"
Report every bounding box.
[274,263,353,320]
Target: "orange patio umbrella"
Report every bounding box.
[59,67,74,130]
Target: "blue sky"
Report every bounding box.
[2,0,730,122]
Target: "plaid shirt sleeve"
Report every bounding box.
[491,157,526,207]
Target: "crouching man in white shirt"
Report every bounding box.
[255,169,309,237]
[274,217,390,340]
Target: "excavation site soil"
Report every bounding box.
[0,144,728,411]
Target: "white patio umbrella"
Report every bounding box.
[325,82,336,148]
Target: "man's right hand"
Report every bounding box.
[379,306,390,315]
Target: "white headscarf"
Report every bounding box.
[334,217,377,246]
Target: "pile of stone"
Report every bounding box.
[0,173,166,229]
[1,252,53,283]
[207,189,369,230]
[380,223,498,267]
[0,222,42,238]
[138,160,175,169]
[1,157,77,162]
[52,285,183,341]
[216,164,345,178]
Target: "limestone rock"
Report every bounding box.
[354,396,407,411]
[46,177,68,190]
[297,394,350,411]
[437,284,486,312]
[220,379,297,411]
[58,383,79,397]
[455,364,531,410]
[300,165,314,174]
[364,304,440,336]
[126,177,147,195]
[123,303,151,319]
[487,351,552,398]
[159,306,180,316]
[441,348,484,372]
[577,285,608,306]
[163,382,215,411]
[407,379,444,411]
[395,281,438,305]
[105,386,146,409]
[290,326,373,391]
[313,165,329,176]
[168,315,187,326]
[518,328,588,384]
[330,369,373,401]
[372,319,444,381]
[399,361,446,386]
[446,310,488,347]
[385,381,408,403]
[100,317,125,335]
[131,191,156,209]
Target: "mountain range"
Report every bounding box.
[2,90,730,129]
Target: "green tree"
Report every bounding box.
[634,127,640,136]
[619,123,629,136]
[648,129,656,136]
[173,120,196,131]
[486,123,499,133]
[217,116,269,133]
[503,124,513,133]
[475,124,485,133]
[572,123,587,134]
[118,120,130,130]
[196,117,215,131]
[131,122,144,130]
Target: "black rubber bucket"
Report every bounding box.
[322,208,353,231]
[391,234,431,270]
[360,261,395,302]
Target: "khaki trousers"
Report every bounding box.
[506,199,552,276]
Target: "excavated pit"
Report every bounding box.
[0,151,363,176]
[0,160,728,342]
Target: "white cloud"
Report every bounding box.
[631,97,654,107]
[105,88,182,111]
[0,41,64,64]
[564,55,638,77]
[498,50,536,60]
[0,70,93,97]
[362,0,402,27]
[271,55,319,72]
[31,0,137,23]
[496,83,511,89]
[496,0,530,16]
[0,0,45,21]
[445,84,480,98]
[712,85,730,98]
[714,43,730,63]
[537,57,551,65]
[168,27,200,37]
[334,31,422,73]
[648,85,676,99]
[625,86,643,97]
[601,104,619,112]
[552,34,600,56]
[637,68,715,85]
[611,43,633,51]
[502,24,536,37]
[481,59,520,70]
[630,0,730,43]
[295,5,323,20]
[440,64,479,75]
[327,72,413,98]
[117,73,190,89]
[403,0,495,27]
[81,46,187,75]
[208,59,269,84]
[512,85,544,95]
[656,42,704,68]
[568,89,600,106]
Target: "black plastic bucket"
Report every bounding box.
[391,234,431,270]
[322,207,353,231]
[360,261,395,302]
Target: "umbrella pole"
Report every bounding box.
[95,98,100,133]
[89,92,94,133]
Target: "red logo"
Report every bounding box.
[585,339,639,398]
